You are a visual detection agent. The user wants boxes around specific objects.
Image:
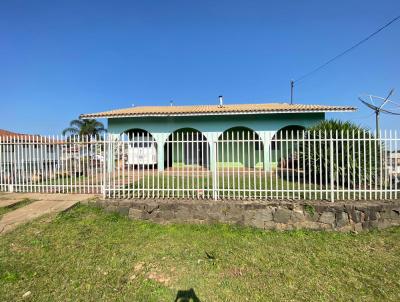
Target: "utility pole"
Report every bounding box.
[290,80,294,104]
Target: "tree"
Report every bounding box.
[62,118,106,138]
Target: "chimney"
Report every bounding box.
[219,95,223,106]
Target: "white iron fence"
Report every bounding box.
[1,131,399,201]
[0,136,104,194]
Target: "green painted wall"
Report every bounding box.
[108,113,324,138]
[217,142,263,168]
[107,113,325,170]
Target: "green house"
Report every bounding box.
[81,101,355,171]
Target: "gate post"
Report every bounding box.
[102,136,107,198]
[330,132,335,202]
[210,142,219,200]
[104,134,117,198]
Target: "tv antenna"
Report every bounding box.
[358,89,400,136]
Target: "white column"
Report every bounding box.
[262,131,274,172]
[153,134,168,172]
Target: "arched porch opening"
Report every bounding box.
[217,126,264,169]
[270,125,305,171]
[164,128,210,169]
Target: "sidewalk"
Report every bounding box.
[0,193,98,235]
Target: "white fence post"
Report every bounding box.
[212,141,218,200]
[330,133,335,202]
[102,134,107,198]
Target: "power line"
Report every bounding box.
[348,112,375,120]
[294,15,400,84]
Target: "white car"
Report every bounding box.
[127,140,157,167]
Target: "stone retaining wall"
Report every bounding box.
[94,199,400,232]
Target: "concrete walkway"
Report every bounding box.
[0,192,41,207]
[0,199,23,208]
[0,193,98,235]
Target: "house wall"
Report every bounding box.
[107,113,325,170]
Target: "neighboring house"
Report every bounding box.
[60,144,103,177]
[0,129,59,183]
[80,101,356,171]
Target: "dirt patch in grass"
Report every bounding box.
[147,271,172,286]
[0,204,400,301]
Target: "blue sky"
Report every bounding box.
[1,0,399,135]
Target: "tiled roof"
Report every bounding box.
[80,103,356,119]
[0,129,59,142]
[0,129,35,139]
[0,129,22,137]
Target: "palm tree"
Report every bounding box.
[62,118,106,138]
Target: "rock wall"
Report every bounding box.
[94,199,400,232]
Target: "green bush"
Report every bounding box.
[300,120,383,188]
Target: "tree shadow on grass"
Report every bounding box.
[174,288,201,302]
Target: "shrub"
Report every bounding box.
[300,120,383,188]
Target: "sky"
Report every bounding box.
[1,0,399,135]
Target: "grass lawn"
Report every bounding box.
[1,205,400,301]
[116,175,325,200]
